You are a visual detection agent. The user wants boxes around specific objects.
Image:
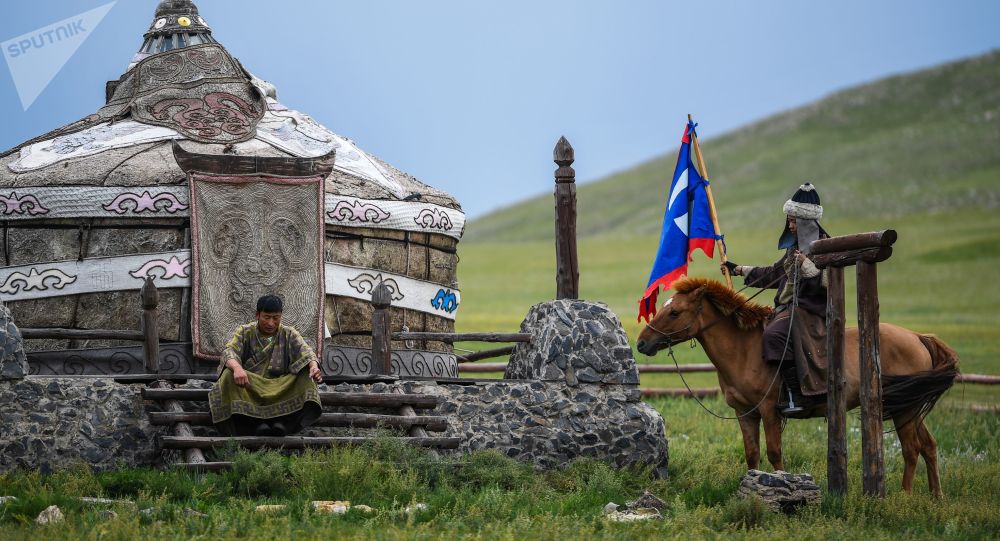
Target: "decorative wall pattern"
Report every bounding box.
[0,250,191,302]
[0,250,459,320]
[321,346,458,378]
[26,343,458,379]
[190,173,326,359]
[0,187,465,240]
[324,195,465,240]
[27,343,204,376]
[0,192,50,215]
[325,262,461,320]
[0,187,188,220]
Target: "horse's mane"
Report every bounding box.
[673,277,774,331]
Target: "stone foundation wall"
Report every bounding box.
[0,377,667,476]
[0,378,157,472]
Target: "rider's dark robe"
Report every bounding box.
[743,249,829,396]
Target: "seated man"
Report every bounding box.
[208,295,323,437]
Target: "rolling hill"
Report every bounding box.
[465,51,1000,242]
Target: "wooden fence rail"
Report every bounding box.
[19,277,161,374]
[456,361,999,384]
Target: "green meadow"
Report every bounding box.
[0,398,996,540]
[2,52,998,540]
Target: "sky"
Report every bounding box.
[2,0,999,218]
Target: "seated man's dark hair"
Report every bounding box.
[256,295,283,313]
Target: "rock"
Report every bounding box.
[0,496,17,505]
[626,490,667,512]
[404,503,429,514]
[602,502,620,515]
[0,304,27,381]
[35,505,64,525]
[505,300,639,386]
[737,469,821,514]
[79,497,134,506]
[353,504,374,514]
[312,500,350,514]
[99,510,118,520]
[604,508,662,522]
[139,507,156,518]
[183,507,208,518]
[255,504,287,514]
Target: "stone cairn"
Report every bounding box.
[0,302,27,381]
[505,299,639,386]
[737,469,821,513]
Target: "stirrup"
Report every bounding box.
[781,388,805,415]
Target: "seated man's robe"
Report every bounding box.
[208,322,322,435]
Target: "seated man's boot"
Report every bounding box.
[254,422,272,437]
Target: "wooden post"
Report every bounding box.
[178,226,192,343]
[150,381,206,466]
[371,282,392,375]
[811,230,896,498]
[825,266,848,495]
[140,277,160,374]
[553,136,579,300]
[688,114,732,288]
[857,261,885,497]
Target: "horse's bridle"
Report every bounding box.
[642,299,707,348]
[642,278,777,349]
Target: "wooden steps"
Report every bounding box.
[161,435,461,450]
[141,388,440,409]
[142,381,458,470]
[148,411,449,432]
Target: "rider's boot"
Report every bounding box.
[779,367,807,417]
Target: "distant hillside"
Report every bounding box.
[466,51,1000,242]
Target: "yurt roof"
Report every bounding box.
[0,0,461,211]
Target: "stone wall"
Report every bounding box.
[0,378,157,472]
[0,377,667,476]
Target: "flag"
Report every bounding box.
[638,121,719,322]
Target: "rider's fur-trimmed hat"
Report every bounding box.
[782,182,823,220]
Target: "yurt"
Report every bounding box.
[0,0,464,378]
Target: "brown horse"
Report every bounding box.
[635,277,959,496]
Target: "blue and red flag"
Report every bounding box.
[638,121,719,322]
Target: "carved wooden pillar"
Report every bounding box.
[371,282,392,375]
[141,277,160,374]
[553,136,579,300]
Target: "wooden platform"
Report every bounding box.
[141,382,458,470]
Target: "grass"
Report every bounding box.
[0,401,997,540]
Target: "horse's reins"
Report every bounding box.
[643,268,799,420]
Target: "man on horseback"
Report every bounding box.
[722,183,829,417]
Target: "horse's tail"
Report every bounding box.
[880,334,960,425]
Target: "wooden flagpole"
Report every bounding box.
[688,114,733,288]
